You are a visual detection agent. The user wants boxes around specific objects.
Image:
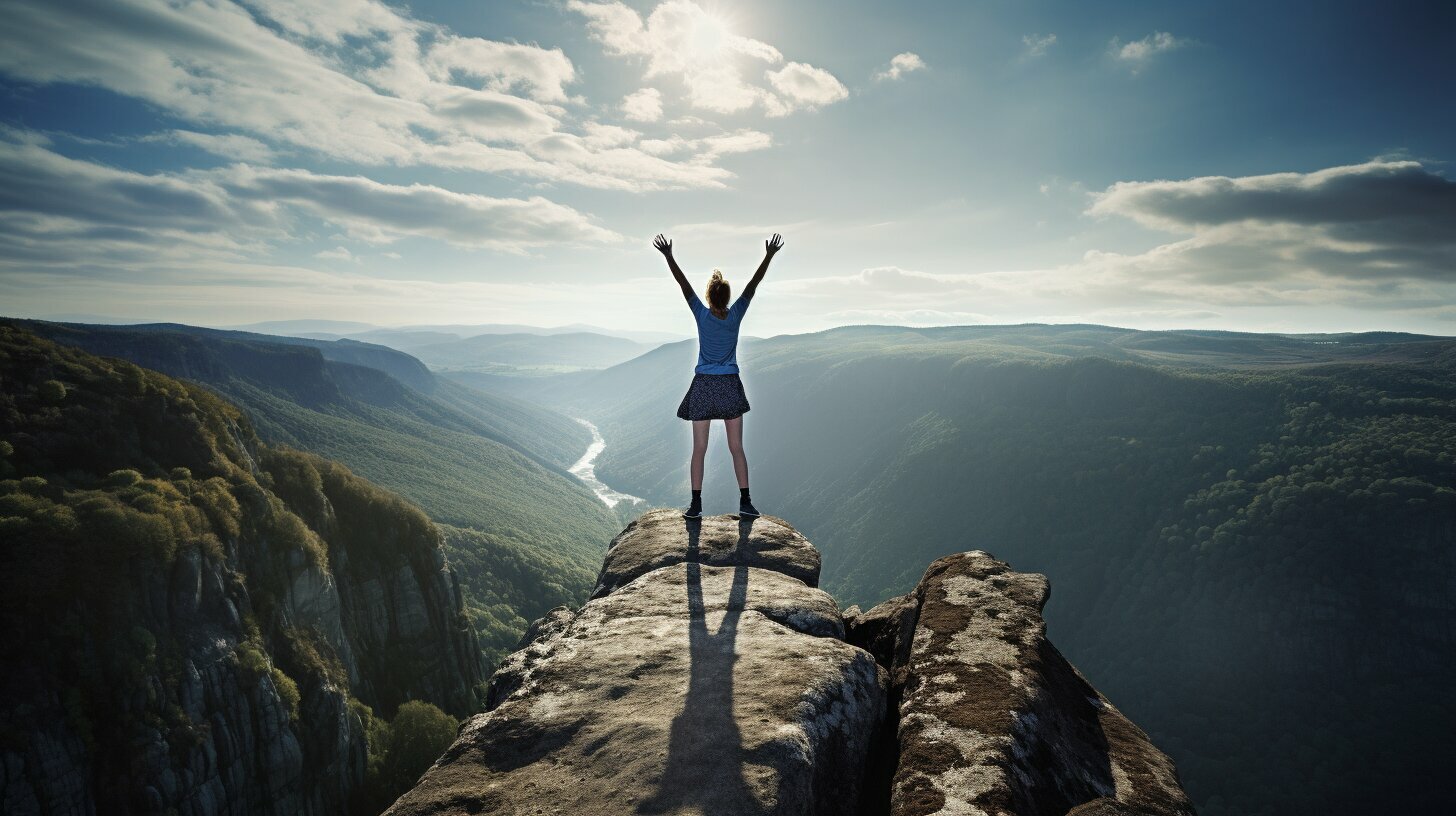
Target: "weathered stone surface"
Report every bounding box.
[593,509,820,598]
[846,591,920,688]
[388,515,884,816]
[883,551,1195,816]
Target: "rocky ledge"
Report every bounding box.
[386,510,1194,816]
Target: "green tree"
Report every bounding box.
[39,379,67,402]
[382,701,459,791]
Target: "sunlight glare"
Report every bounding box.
[686,9,732,61]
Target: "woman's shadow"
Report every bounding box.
[637,517,785,815]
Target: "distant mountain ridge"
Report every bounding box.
[95,321,436,391]
[406,331,653,373]
[233,319,684,346]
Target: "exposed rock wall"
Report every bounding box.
[389,511,1194,816]
[1,481,483,816]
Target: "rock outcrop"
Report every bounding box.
[0,326,484,816]
[847,551,1195,816]
[388,511,885,815]
[388,511,1193,815]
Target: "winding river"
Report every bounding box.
[569,418,644,509]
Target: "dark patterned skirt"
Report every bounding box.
[676,373,751,421]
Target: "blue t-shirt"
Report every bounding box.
[689,293,750,374]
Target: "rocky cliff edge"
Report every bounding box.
[386,509,1194,816]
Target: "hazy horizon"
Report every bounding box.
[11,311,1456,343]
[2,1,1453,335]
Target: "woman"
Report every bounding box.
[653,232,783,520]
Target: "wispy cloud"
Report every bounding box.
[0,135,622,264]
[0,0,766,191]
[1110,31,1187,69]
[875,52,927,81]
[1021,34,1057,58]
[314,246,357,262]
[143,131,276,163]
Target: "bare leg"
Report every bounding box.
[724,416,749,489]
[690,420,710,491]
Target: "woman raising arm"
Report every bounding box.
[654,233,784,519]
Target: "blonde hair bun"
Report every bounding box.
[705,268,730,313]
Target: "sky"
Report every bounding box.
[1,0,1454,336]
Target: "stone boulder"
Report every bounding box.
[851,552,1195,816]
[592,509,821,598]
[386,514,883,816]
[389,512,1196,816]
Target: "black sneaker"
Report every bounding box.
[738,499,761,518]
[683,500,702,519]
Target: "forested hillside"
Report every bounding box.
[500,323,1456,816]
[0,326,481,813]
[17,320,621,666]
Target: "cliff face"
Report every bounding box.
[387,509,1193,815]
[0,326,483,815]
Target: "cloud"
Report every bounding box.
[0,258,701,330]
[567,0,847,117]
[747,161,1456,328]
[621,87,665,122]
[0,136,622,265]
[1089,160,1456,282]
[875,52,926,81]
[0,0,761,192]
[421,34,577,103]
[1110,31,1187,67]
[1021,34,1056,58]
[145,131,275,163]
[220,165,621,251]
[765,63,849,114]
[314,246,356,261]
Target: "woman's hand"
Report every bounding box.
[765,233,784,256]
[653,233,674,257]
